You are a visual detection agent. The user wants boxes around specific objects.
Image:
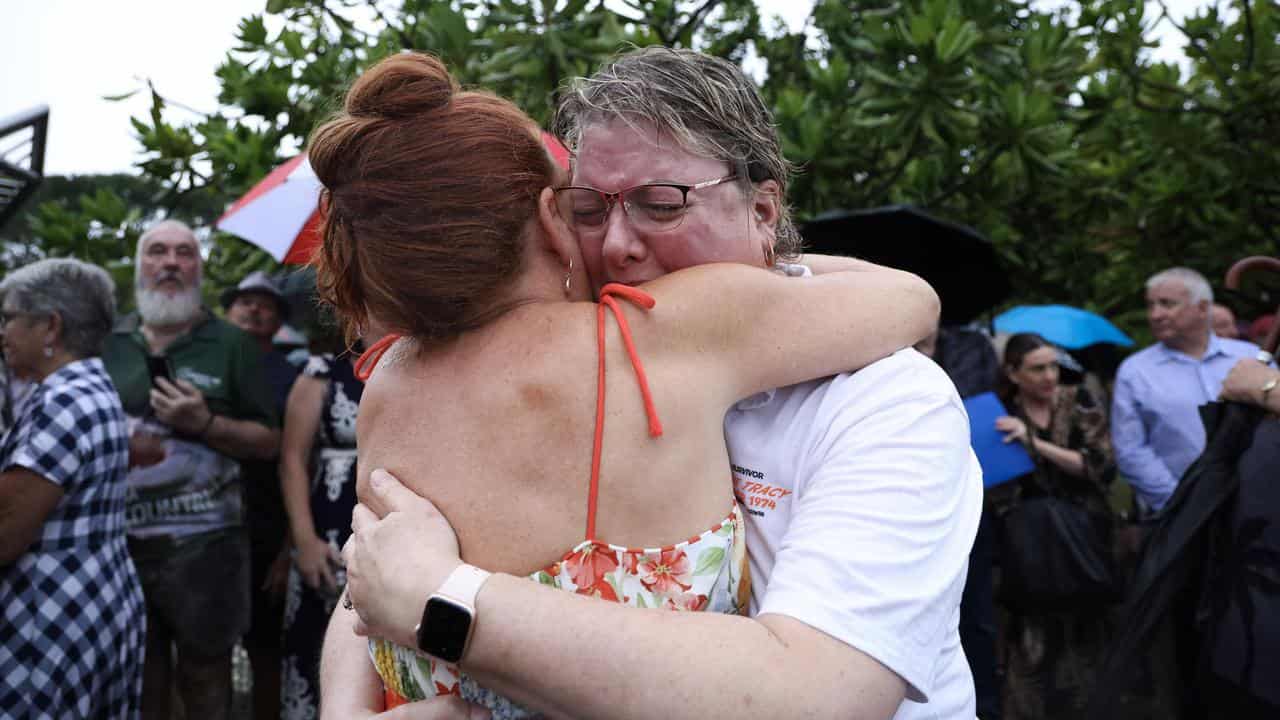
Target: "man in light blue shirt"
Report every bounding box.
[1112,267,1264,514]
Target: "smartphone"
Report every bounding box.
[146,355,173,385]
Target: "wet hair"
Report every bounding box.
[0,258,117,358]
[997,332,1054,406]
[308,52,557,342]
[555,46,800,260]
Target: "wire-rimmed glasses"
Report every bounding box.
[553,174,738,233]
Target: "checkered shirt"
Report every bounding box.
[0,358,144,719]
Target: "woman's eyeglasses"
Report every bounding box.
[553,174,737,233]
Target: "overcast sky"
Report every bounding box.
[3,0,1204,176]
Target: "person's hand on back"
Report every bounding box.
[344,468,464,648]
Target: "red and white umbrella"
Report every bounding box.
[217,154,322,264]
[542,130,571,171]
[217,132,571,265]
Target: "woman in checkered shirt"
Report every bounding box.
[0,258,144,719]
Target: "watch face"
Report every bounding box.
[417,596,472,663]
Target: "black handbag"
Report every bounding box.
[998,487,1121,612]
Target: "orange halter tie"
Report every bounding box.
[353,333,401,382]
[586,283,662,541]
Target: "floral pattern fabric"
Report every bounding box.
[372,503,750,717]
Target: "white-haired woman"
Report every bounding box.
[0,258,144,717]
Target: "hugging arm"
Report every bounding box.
[319,604,384,718]
[340,473,904,720]
[797,252,902,276]
[340,374,980,719]
[641,260,939,401]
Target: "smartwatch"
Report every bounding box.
[415,563,492,663]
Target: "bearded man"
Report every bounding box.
[102,220,280,720]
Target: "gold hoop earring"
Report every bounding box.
[762,241,776,267]
[563,258,573,296]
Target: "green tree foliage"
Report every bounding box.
[0,172,225,309]
[9,0,1278,338]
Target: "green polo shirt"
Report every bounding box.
[103,311,278,427]
[103,310,279,538]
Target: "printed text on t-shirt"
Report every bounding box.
[733,467,792,515]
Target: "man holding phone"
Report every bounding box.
[102,220,280,720]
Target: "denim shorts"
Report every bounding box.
[128,528,251,659]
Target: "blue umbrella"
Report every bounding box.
[994,305,1134,349]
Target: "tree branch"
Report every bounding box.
[1154,0,1236,101]
[923,143,1006,208]
[862,133,922,202]
[1121,64,1230,117]
[365,0,414,49]
[674,0,722,45]
[1245,183,1280,199]
[1241,0,1256,71]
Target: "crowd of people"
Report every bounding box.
[1,44,1277,720]
[0,223,369,720]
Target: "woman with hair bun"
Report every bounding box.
[313,52,940,717]
[992,332,1117,719]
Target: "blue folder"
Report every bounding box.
[962,392,1036,488]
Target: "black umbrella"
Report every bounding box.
[800,205,1010,325]
[1087,401,1269,717]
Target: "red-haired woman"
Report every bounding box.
[309,52,940,717]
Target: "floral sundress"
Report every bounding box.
[365,284,751,718]
[372,503,749,715]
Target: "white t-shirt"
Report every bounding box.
[725,348,983,720]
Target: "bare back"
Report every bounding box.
[355,295,738,576]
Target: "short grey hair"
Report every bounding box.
[135,219,201,282]
[1146,267,1212,305]
[0,258,117,358]
[555,46,801,259]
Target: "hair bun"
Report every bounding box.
[345,52,457,119]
